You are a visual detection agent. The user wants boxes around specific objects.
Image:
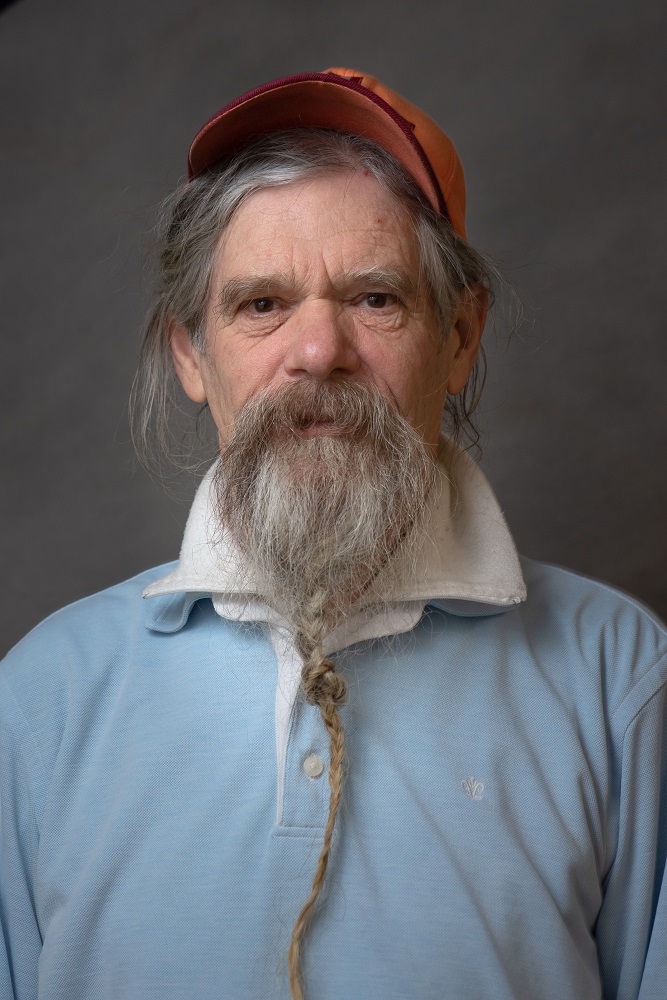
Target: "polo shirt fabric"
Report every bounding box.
[1,447,666,999]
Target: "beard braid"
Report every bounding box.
[214,378,437,1000]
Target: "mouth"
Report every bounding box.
[293,415,348,438]
[292,413,348,437]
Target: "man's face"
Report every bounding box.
[171,168,482,454]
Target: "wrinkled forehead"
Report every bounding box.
[211,168,421,287]
[220,158,417,234]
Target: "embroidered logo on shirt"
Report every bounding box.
[461,777,485,800]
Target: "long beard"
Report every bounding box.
[216,379,437,982]
[214,379,437,628]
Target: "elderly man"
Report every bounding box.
[1,69,665,1000]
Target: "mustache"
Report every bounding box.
[232,379,399,440]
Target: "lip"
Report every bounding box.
[297,418,348,438]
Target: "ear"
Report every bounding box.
[169,322,207,404]
[445,285,488,395]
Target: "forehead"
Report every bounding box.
[214,168,419,279]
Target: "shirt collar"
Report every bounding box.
[143,437,526,628]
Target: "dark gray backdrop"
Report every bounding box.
[1,0,665,655]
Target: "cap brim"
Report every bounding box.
[187,75,445,216]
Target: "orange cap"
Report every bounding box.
[188,68,467,238]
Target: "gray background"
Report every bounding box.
[1,0,665,655]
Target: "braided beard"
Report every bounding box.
[214,379,436,627]
[215,379,436,995]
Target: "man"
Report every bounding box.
[1,68,665,1000]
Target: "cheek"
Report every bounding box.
[404,375,446,422]
[198,358,239,438]
[388,341,448,411]
[394,351,451,443]
[199,340,283,444]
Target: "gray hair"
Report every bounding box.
[131,129,496,472]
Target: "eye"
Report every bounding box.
[249,297,275,313]
[364,292,395,309]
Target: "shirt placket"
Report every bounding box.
[270,625,330,830]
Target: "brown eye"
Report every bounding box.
[365,293,391,308]
[251,298,275,313]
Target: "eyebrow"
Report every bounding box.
[215,277,284,318]
[215,266,421,318]
[339,266,420,302]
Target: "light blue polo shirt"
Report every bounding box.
[1,449,666,999]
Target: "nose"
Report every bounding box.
[283,300,361,380]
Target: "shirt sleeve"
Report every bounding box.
[0,675,44,1000]
[595,652,667,1000]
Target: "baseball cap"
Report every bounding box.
[187,68,467,238]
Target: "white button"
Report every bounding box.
[303,753,324,778]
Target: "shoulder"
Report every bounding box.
[517,556,667,723]
[0,563,180,790]
[0,562,178,718]
[519,556,667,645]
[3,561,177,663]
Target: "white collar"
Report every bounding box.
[143,436,526,614]
[143,439,526,826]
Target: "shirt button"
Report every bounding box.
[303,753,325,778]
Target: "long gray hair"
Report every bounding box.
[131,128,496,471]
